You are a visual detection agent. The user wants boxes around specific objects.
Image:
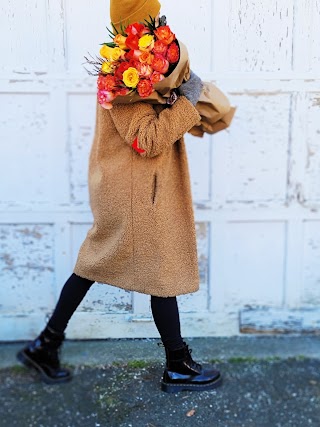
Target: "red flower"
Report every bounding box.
[132,137,146,153]
[125,49,134,61]
[151,54,170,74]
[137,79,154,97]
[153,40,168,56]
[125,34,139,50]
[115,87,130,96]
[125,49,144,63]
[129,59,140,68]
[97,74,116,91]
[166,42,180,64]
[125,23,147,37]
[114,62,131,82]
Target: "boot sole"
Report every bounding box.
[161,374,223,393]
[16,350,72,385]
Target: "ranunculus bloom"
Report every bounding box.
[97,74,116,91]
[153,40,168,56]
[150,71,165,85]
[154,25,175,45]
[139,51,154,64]
[123,67,140,88]
[137,79,154,97]
[136,62,153,78]
[125,34,139,50]
[166,42,180,63]
[151,55,170,74]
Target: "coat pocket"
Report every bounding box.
[151,173,158,204]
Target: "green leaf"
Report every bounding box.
[111,22,119,35]
[106,26,116,38]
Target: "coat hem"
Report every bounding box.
[73,267,199,297]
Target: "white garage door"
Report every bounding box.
[1,0,319,340]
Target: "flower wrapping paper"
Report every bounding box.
[111,40,236,137]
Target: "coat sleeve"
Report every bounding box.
[108,95,202,158]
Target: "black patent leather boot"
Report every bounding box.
[159,341,222,393]
[16,325,72,384]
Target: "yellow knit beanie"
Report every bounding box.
[110,0,161,33]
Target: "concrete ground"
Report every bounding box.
[1,335,320,427]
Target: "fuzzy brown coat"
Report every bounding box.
[73,95,202,297]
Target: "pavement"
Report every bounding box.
[1,335,320,427]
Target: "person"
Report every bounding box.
[16,0,223,393]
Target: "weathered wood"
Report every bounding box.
[240,308,320,334]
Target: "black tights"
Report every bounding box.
[47,273,184,350]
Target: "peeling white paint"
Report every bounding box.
[0,225,55,315]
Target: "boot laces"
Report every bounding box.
[184,345,202,371]
[157,341,202,371]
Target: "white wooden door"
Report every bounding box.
[1,0,319,340]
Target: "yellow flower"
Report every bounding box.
[138,34,155,52]
[100,45,125,61]
[123,67,140,88]
[114,34,127,50]
[101,61,115,74]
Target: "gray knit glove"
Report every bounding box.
[178,70,203,106]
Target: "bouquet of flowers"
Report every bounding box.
[84,16,236,136]
[84,16,181,110]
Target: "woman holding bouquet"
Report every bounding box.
[17,0,223,393]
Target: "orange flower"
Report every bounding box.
[154,25,175,45]
[114,34,127,49]
[97,74,116,91]
[139,51,154,65]
[150,71,165,85]
[137,79,154,97]
[136,62,153,78]
[151,55,169,74]
[153,40,168,56]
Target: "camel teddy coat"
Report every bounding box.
[73,95,202,297]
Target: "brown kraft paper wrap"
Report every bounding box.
[111,40,237,136]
